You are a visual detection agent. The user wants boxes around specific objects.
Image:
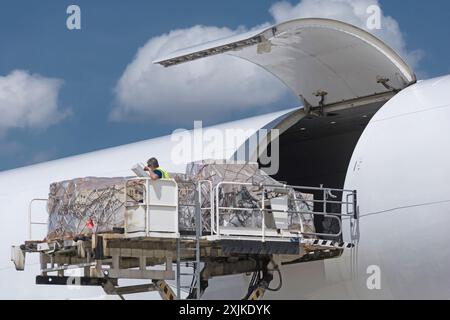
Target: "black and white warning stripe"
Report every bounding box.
[304,239,355,249]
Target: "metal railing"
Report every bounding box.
[198,180,214,235]
[214,181,255,237]
[213,182,358,242]
[28,198,48,240]
[27,179,357,244]
[262,183,357,238]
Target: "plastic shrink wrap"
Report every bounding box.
[46,161,315,239]
[173,161,315,234]
[46,177,143,240]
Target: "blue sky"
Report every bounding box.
[0,0,449,171]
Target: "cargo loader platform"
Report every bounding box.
[12,177,358,300]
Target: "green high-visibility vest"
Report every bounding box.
[155,167,170,179]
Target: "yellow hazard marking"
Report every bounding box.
[155,280,176,300]
[248,287,265,300]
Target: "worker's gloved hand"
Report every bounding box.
[144,166,150,172]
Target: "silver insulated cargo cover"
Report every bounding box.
[174,161,315,234]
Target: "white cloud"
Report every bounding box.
[0,70,69,134]
[269,0,424,68]
[111,25,290,123]
[113,0,422,122]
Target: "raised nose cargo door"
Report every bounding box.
[154,18,416,110]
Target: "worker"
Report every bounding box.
[144,157,170,180]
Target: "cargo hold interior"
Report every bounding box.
[263,99,392,235]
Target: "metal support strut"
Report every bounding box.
[242,260,280,300]
[176,185,203,300]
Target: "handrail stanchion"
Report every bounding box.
[195,183,202,238]
[292,191,305,234]
[145,179,150,236]
[209,181,214,235]
[261,187,265,243]
[124,180,129,237]
[194,187,201,299]
[28,198,48,240]
[215,184,220,236]
[198,181,202,233]
[198,180,215,235]
[322,185,326,216]
[211,181,356,241]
